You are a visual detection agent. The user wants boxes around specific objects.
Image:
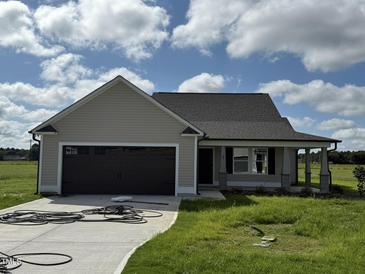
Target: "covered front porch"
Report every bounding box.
[197,139,333,194]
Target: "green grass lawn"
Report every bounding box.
[124,164,365,274]
[1,161,364,273]
[298,163,364,196]
[124,195,365,274]
[0,161,40,210]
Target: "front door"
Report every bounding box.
[198,148,213,184]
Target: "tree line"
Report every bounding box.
[0,145,39,161]
[298,150,365,164]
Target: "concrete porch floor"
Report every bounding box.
[180,190,226,200]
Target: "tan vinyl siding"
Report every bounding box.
[40,81,195,192]
[40,135,58,188]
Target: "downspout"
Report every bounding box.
[327,142,338,191]
[32,134,41,195]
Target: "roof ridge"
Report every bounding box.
[153,92,267,95]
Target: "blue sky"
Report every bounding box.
[0,0,364,149]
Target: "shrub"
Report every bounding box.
[353,166,365,197]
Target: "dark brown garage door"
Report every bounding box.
[62,146,175,195]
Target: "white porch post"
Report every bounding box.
[305,148,311,188]
[220,146,226,173]
[320,147,330,193]
[281,147,291,189]
[219,146,227,188]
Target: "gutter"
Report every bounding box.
[32,134,41,195]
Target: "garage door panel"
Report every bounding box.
[62,146,175,195]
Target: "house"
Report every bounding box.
[2,155,27,161]
[29,76,340,196]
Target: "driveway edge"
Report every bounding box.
[113,200,180,274]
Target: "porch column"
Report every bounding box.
[218,146,227,188]
[281,147,291,189]
[320,147,330,193]
[305,148,311,188]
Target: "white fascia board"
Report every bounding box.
[33,132,58,135]
[199,140,331,148]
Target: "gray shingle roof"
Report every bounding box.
[152,92,339,142]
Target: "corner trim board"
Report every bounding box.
[38,135,43,194]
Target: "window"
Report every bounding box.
[65,147,78,155]
[233,148,249,173]
[65,146,89,155]
[252,148,268,174]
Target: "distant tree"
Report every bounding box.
[299,150,365,165]
[28,144,39,161]
[353,166,365,197]
[352,151,365,164]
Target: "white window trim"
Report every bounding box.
[57,142,180,196]
[232,147,269,175]
[252,147,269,175]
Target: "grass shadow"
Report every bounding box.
[180,194,257,212]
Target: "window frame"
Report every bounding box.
[232,147,250,174]
[252,147,268,175]
[231,147,269,175]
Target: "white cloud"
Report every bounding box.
[0,95,57,123]
[0,54,156,148]
[0,0,63,56]
[0,82,71,108]
[318,118,356,131]
[287,116,315,130]
[0,120,24,138]
[34,0,169,60]
[177,73,225,93]
[1,54,156,108]
[0,120,31,148]
[257,80,365,116]
[172,0,249,56]
[40,53,92,84]
[332,128,365,150]
[172,0,365,71]
[71,67,155,99]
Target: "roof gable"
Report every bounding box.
[30,76,203,135]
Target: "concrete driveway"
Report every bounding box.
[0,195,180,274]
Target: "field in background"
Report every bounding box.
[298,163,362,195]
[0,162,362,210]
[0,161,39,210]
